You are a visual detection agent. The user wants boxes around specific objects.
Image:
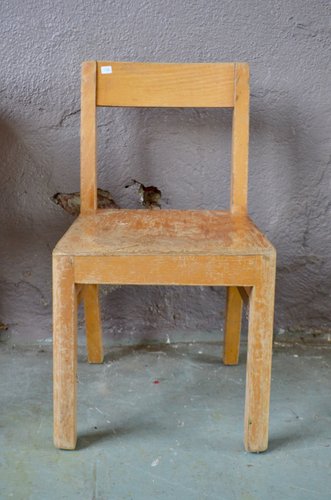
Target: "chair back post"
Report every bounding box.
[230,63,250,215]
[80,61,97,215]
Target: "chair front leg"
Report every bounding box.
[244,254,276,452]
[53,255,78,450]
[223,286,243,365]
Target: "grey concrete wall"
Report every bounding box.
[0,0,330,344]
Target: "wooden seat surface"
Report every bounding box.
[54,210,274,257]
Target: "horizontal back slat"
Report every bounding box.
[96,61,235,107]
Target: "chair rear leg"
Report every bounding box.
[83,284,104,363]
[223,286,243,365]
[53,255,78,450]
[244,255,276,452]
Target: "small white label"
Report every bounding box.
[101,66,112,74]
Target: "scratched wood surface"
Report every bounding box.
[54,210,273,256]
[73,254,265,286]
[53,61,276,453]
[53,255,77,450]
[244,254,276,452]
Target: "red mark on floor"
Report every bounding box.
[153,380,160,384]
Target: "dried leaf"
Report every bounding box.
[52,188,119,216]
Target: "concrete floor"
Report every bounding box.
[0,339,331,500]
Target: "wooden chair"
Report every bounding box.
[53,61,276,452]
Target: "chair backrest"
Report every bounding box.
[80,61,249,215]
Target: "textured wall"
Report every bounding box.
[0,0,330,344]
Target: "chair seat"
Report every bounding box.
[54,210,274,257]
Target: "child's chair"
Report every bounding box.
[53,61,276,452]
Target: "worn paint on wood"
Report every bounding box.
[244,254,276,452]
[53,255,77,450]
[54,210,273,257]
[73,254,264,286]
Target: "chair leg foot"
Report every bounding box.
[84,284,104,364]
[244,256,276,452]
[223,286,242,365]
[53,256,78,450]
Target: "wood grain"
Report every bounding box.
[80,61,97,215]
[53,255,77,450]
[223,286,243,365]
[244,253,276,452]
[96,61,235,108]
[54,210,274,257]
[231,63,250,215]
[73,254,262,286]
[83,284,103,364]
